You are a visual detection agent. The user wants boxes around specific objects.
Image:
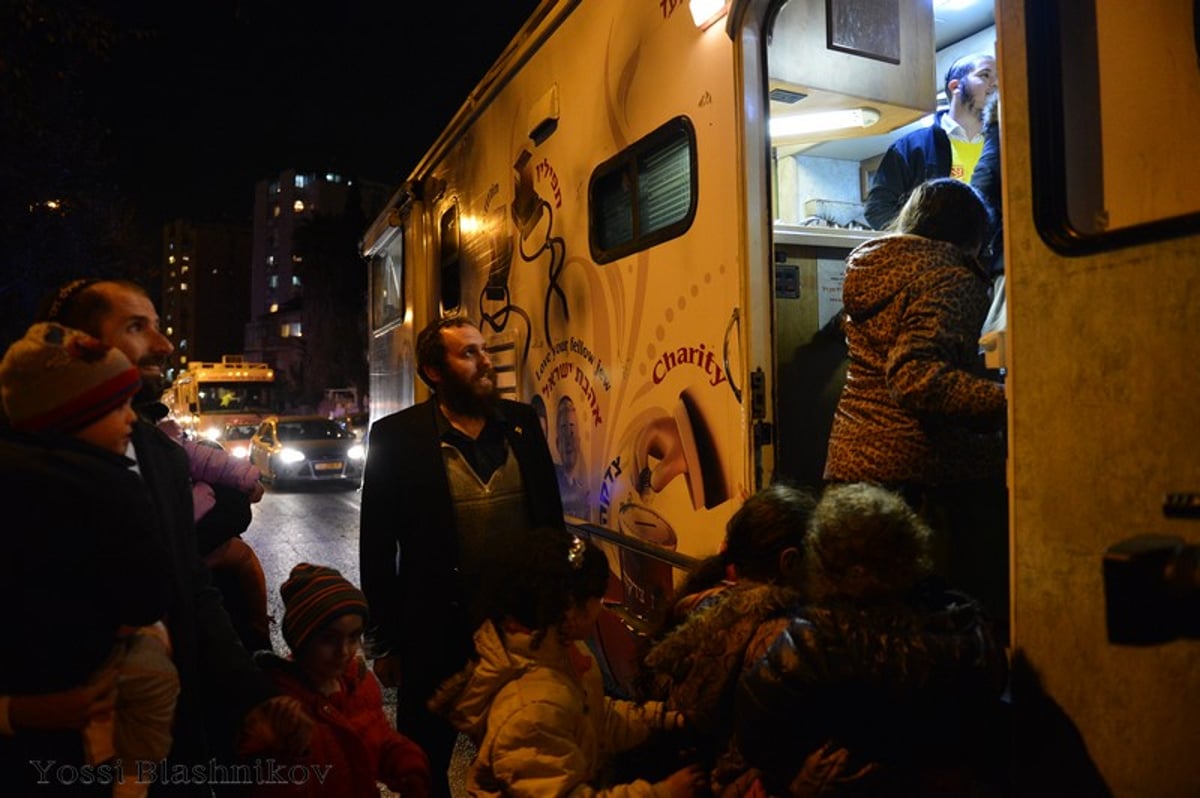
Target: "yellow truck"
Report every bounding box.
[165,355,276,449]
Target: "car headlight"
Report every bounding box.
[202,426,222,441]
[230,445,249,459]
[348,444,365,460]
[278,448,306,464]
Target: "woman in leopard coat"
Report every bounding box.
[823,178,1009,629]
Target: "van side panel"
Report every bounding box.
[1002,2,1200,792]
[412,0,745,614]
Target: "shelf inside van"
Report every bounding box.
[773,224,881,251]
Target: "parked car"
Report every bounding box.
[248,415,365,487]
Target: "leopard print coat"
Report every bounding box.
[824,234,1006,486]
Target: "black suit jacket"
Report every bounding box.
[129,418,272,767]
[359,397,563,699]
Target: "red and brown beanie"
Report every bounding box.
[281,563,368,652]
[0,322,140,435]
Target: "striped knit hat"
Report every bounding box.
[281,563,369,652]
[0,322,141,435]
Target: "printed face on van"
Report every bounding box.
[556,396,580,471]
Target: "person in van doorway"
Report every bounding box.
[864,53,998,230]
[0,322,178,797]
[428,526,706,797]
[823,179,1009,635]
[358,315,563,798]
[32,278,313,787]
[971,89,1007,339]
[246,563,431,798]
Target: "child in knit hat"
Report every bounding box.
[245,563,431,797]
[0,322,180,797]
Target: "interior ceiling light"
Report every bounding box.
[769,107,881,138]
[690,0,730,30]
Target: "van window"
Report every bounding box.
[370,250,404,333]
[1027,0,1200,252]
[589,116,697,263]
[439,203,462,313]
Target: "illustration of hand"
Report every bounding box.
[633,415,688,496]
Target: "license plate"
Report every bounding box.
[314,461,343,472]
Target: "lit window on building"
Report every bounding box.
[267,254,275,266]
[273,205,281,218]
[293,200,305,212]
[326,173,342,183]
[280,322,303,338]
[269,275,279,288]
[180,283,188,291]
[168,255,176,264]
[295,174,307,188]
[270,303,279,313]
[179,339,187,350]
[292,275,301,286]
[166,327,174,336]
[181,265,189,274]
[180,356,187,365]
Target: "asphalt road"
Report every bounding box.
[241,481,364,656]
[241,480,478,797]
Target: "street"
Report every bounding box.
[241,482,363,656]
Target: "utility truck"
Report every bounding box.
[165,355,276,446]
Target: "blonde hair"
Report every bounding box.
[805,483,933,601]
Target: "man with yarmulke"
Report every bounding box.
[24,278,313,792]
[864,53,998,230]
[359,316,563,797]
[246,563,431,797]
[0,322,179,794]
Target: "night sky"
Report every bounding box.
[0,1,541,348]
[97,1,543,223]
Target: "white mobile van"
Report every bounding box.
[360,1,1200,790]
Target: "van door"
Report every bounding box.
[1005,1,1200,792]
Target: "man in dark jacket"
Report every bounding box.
[864,52,997,230]
[360,316,563,798]
[31,278,311,791]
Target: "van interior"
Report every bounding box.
[767,0,996,489]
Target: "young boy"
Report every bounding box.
[0,322,180,796]
[246,564,431,797]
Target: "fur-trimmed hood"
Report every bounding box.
[640,582,803,736]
